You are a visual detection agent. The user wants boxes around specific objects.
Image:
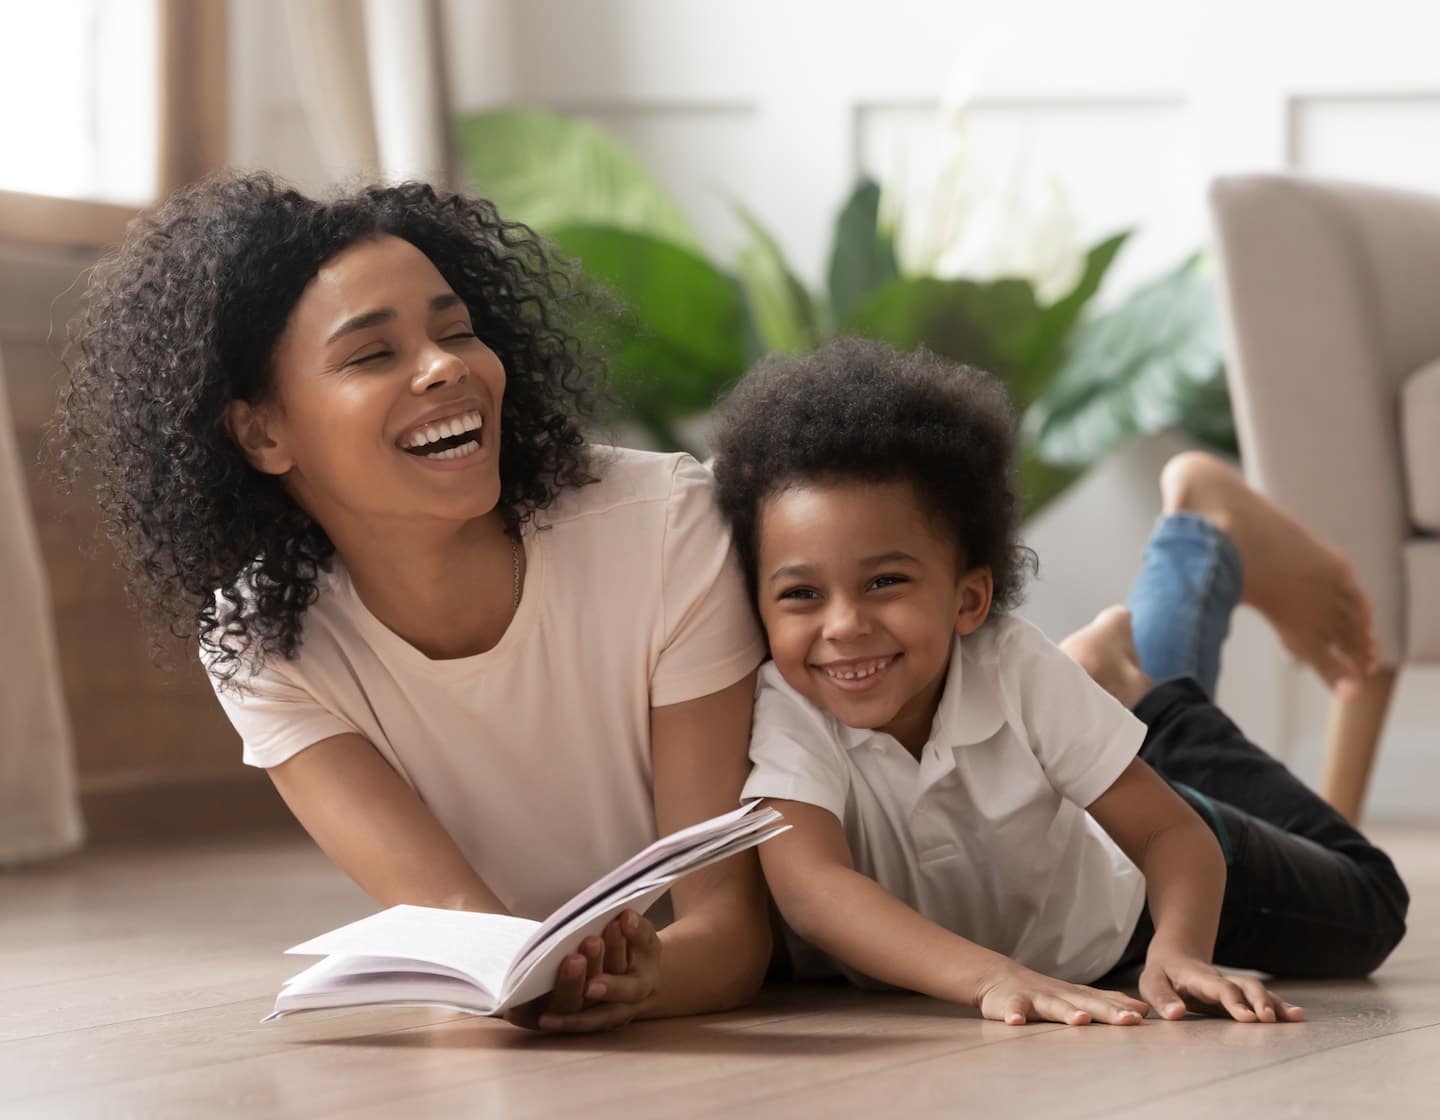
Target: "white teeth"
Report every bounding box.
[823,657,892,681]
[425,439,480,461]
[402,410,484,450]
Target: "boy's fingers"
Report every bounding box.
[1090,998,1144,1025]
[1000,997,1031,1025]
[1209,979,1258,1022]
[1140,973,1186,1020]
[1238,978,1291,1023]
[1035,995,1088,1026]
[1089,986,1149,1016]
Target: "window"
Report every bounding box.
[0,0,160,206]
[0,0,225,247]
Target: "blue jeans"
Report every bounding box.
[1108,515,1408,979]
[1126,512,1243,700]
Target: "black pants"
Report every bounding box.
[1111,678,1409,979]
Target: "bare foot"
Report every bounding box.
[1059,606,1154,709]
[1159,451,1380,697]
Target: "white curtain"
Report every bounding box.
[0,348,84,866]
[286,0,455,187]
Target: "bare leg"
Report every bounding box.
[1158,452,1379,698]
[1322,669,1398,823]
[1059,606,1153,709]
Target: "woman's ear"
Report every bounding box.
[954,566,994,637]
[226,399,294,476]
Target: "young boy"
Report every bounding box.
[712,338,1407,1026]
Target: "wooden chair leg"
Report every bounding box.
[1320,666,1398,824]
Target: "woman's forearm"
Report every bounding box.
[639,903,772,1018]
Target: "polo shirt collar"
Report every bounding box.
[835,634,1007,755]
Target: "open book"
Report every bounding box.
[266,801,787,1019]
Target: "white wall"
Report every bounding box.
[230,0,1440,819]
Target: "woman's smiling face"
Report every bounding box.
[230,234,507,533]
[755,479,993,753]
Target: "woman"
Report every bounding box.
[56,173,771,1032]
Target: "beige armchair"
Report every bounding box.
[1209,174,1440,822]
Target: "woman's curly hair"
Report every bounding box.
[711,336,1035,616]
[55,171,604,680]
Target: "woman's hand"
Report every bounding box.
[976,962,1150,1026]
[502,933,606,1032]
[1141,953,1305,1023]
[506,911,662,1033]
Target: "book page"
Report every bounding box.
[285,905,542,996]
[520,803,777,959]
[498,806,788,1008]
[497,881,673,1009]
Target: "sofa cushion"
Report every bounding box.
[1403,358,1440,532]
[1406,539,1440,661]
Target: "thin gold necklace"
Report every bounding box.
[510,535,521,609]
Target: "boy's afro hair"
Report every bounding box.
[53,171,604,681]
[712,336,1034,614]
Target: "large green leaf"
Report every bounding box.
[1024,255,1233,467]
[735,206,820,355]
[827,179,900,324]
[841,276,1044,395]
[1018,447,1083,520]
[1012,231,1130,407]
[548,224,747,429]
[455,108,699,249]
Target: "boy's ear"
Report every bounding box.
[226,399,294,476]
[954,566,994,638]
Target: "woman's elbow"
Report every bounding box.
[714,917,772,1010]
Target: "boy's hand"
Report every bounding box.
[976,962,1149,1026]
[527,910,661,1033]
[1141,953,1305,1023]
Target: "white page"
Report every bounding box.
[503,817,791,999]
[285,905,541,996]
[518,803,779,960]
[280,954,479,992]
[268,805,789,1021]
[498,881,673,1008]
[268,973,498,1020]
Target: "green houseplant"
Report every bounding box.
[455,108,1234,515]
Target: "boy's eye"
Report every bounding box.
[870,574,908,590]
[777,587,819,602]
[441,330,477,343]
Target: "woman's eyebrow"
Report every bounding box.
[325,294,465,345]
[326,308,394,344]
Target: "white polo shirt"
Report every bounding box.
[742,614,1148,985]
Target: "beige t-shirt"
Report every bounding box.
[208,448,765,919]
[743,615,1147,985]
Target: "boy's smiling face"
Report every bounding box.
[756,480,993,754]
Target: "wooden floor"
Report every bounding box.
[4,830,1439,1119]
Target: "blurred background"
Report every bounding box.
[2,0,1437,861]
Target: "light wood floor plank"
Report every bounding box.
[3,828,1437,1118]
